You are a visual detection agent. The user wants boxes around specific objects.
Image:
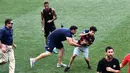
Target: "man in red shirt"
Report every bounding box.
[120,53,130,73]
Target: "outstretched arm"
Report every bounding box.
[66,37,80,47]
[120,54,129,69]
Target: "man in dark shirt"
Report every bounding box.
[41,1,57,53]
[30,25,80,68]
[64,26,97,72]
[97,46,120,73]
[0,19,16,73]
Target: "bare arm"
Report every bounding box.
[106,67,120,73]
[66,37,80,47]
[72,38,78,43]
[0,41,2,48]
[12,41,17,49]
[41,10,45,31]
[120,64,124,69]
[47,8,57,23]
[120,55,128,69]
[52,8,57,21]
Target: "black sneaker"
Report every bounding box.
[88,66,92,70]
[64,67,70,72]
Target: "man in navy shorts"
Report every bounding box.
[30,25,80,68]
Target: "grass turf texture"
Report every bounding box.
[0,0,130,73]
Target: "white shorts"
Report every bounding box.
[73,46,89,58]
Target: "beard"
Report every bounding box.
[107,55,113,59]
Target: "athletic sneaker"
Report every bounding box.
[53,47,58,54]
[30,58,35,68]
[57,63,67,67]
[88,66,92,70]
[64,66,70,72]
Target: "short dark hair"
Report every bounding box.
[5,19,12,25]
[70,25,78,30]
[44,1,49,5]
[89,26,97,32]
[105,46,114,52]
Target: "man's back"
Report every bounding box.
[48,28,72,42]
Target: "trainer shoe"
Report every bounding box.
[64,66,70,72]
[57,63,67,67]
[53,47,58,54]
[88,66,92,70]
[30,58,35,68]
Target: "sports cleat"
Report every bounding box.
[30,58,35,68]
[64,66,70,72]
[57,63,67,67]
[88,66,92,70]
[53,48,58,54]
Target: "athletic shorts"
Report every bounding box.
[44,25,56,37]
[73,46,89,58]
[45,39,63,52]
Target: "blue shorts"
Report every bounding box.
[45,40,63,52]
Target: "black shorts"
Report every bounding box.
[44,25,56,37]
[45,40,63,52]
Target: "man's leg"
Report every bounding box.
[64,47,80,72]
[68,55,77,67]
[58,48,64,64]
[84,58,91,69]
[44,28,49,45]
[30,51,51,68]
[83,47,91,70]
[64,55,77,72]
[8,47,15,73]
[0,50,8,65]
[57,48,67,67]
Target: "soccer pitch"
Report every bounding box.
[0,0,130,73]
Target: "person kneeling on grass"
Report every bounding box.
[64,26,97,72]
[30,25,81,68]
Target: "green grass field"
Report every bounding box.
[0,0,130,73]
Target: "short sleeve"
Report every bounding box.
[0,29,3,40]
[115,59,120,70]
[65,32,72,38]
[97,60,102,72]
